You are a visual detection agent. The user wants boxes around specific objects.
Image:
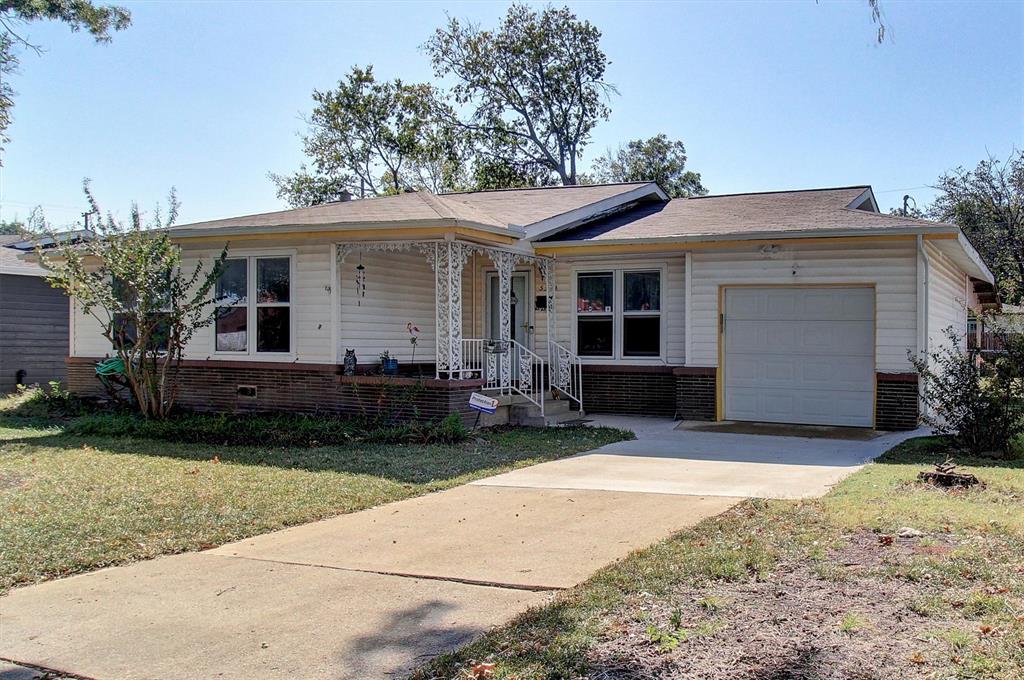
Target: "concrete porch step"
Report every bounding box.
[509,397,584,427]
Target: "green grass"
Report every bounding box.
[838,612,869,634]
[0,396,632,593]
[414,436,1024,680]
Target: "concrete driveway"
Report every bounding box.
[0,418,923,679]
[476,416,928,499]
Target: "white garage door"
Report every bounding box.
[723,286,875,427]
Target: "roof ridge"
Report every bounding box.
[689,185,871,200]
[838,206,954,229]
[441,181,651,196]
[413,190,456,220]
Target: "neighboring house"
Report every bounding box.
[65,183,994,430]
[970,303,1024,352]
[0,235,70,393]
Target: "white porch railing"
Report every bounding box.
[462,338,548,416]
[461,338,496,389]
[549,341,584,415]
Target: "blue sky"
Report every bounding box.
[2,0,1021,226]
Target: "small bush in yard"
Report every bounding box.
[910,326,1024,457]
[2,382,88,419]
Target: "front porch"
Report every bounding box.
[334,238,583,421]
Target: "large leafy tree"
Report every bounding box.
[591,134,707,197]
[426,3,614,187]
[35,182,227,418]
[0,0,131,144]
[471,156,557,191]
[929,151,1024,304]
[271,65,465,206]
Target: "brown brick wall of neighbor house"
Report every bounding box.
[581,365,677,417]
[674,367,717,421]
[875,372,920,431]
[66,358,482,425]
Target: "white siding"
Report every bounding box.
[179,238,335,363]
[70,299,112,357]
[71,237,338,364]
[338,249,436,363]
[925,241,969,351]
[553,255,686,364]
[690,240,918,372]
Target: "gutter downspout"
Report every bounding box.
[917,234,930,419]
[916,235,930,357]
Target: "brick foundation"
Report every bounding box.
[66,357,482,425]
[581,365,677,417]
[68,357,921,430]
[674,367,717,421]
[875,373,920,431]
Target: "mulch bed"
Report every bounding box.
[587,531,960,679]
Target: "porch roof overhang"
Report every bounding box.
[167,220,525,245]
[333,236,553,265]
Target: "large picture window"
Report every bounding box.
[215,256,291,355]
[575,269,662,359]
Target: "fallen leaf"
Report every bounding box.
[468,662,495,679]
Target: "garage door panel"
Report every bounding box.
[725,354,873,391]
[726,320,873,357]
[725,387,873,427]
[723,287,875,427]
[726,287,874,321]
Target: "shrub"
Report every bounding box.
[911,327,1024,456]
[64,411,469,448]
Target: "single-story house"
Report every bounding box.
[65,182,994,429]
[1,234,70,393]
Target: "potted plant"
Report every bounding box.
[379,349,399,376]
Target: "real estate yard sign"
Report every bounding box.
[468,392,499,414]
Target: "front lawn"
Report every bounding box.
[0,399,631,594]
[418,437,1024,680]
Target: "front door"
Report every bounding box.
[486,272,531,348]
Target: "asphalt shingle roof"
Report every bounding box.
[544,186,957,242]
[0,235,46,276]
[442,182,652,227]
[170,183,653,234]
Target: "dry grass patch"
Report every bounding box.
[415,436,1024,680]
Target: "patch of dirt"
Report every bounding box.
[0,471,26,490]
[587,532,960,679]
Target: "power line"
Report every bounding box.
[872,184,929,192]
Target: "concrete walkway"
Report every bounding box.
[0,418,923,679]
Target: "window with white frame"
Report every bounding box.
[215,256,291,354]
[576,269,662,359]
